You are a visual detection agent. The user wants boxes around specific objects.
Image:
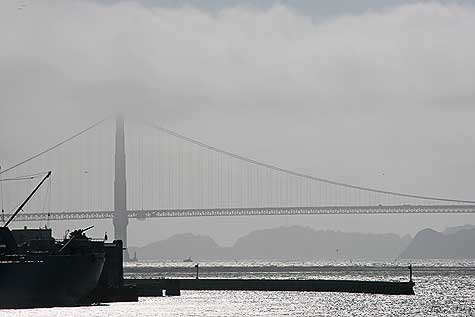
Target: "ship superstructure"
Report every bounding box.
[0,171,106,308]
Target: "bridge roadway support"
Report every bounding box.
[114,115,129,260]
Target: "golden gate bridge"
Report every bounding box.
[1,115,474,258]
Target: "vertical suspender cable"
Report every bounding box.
[152,128,155,209]
[140,132,144,211]
[167,134,171,209]
[0,165,4,224]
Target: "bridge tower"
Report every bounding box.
[113,115,129,260]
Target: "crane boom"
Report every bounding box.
[4,171,51,227]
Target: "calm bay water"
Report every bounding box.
[2,260,475,316]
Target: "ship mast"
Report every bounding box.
[4,171,51,227]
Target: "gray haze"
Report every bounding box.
[1,0,475,246]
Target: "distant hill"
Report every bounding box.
[129,233,227,261]
[399,228,475,259]
[129,226,411,261]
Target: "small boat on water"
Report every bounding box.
[183,257,193,262]
[0,171,106,308]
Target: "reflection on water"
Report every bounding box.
[2,260,475,316]
[124,259,475,282]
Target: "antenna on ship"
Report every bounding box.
[3,171,51,228]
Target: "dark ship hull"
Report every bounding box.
[0,172,108,308]
[0,252,105,308]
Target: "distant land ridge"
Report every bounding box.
[399,227,475,259]
[130,226,411,261]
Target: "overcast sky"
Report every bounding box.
[1,0,475,246]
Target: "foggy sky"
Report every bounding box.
[1,0,475,246]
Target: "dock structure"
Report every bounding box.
[84,240,416,300]
[86,240,138,303]
[125,278,415,296]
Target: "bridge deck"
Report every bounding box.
[5,204,475,221]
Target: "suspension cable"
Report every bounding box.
[145,120,475,204]
[0,171,50,182]
[0,117,111,176]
